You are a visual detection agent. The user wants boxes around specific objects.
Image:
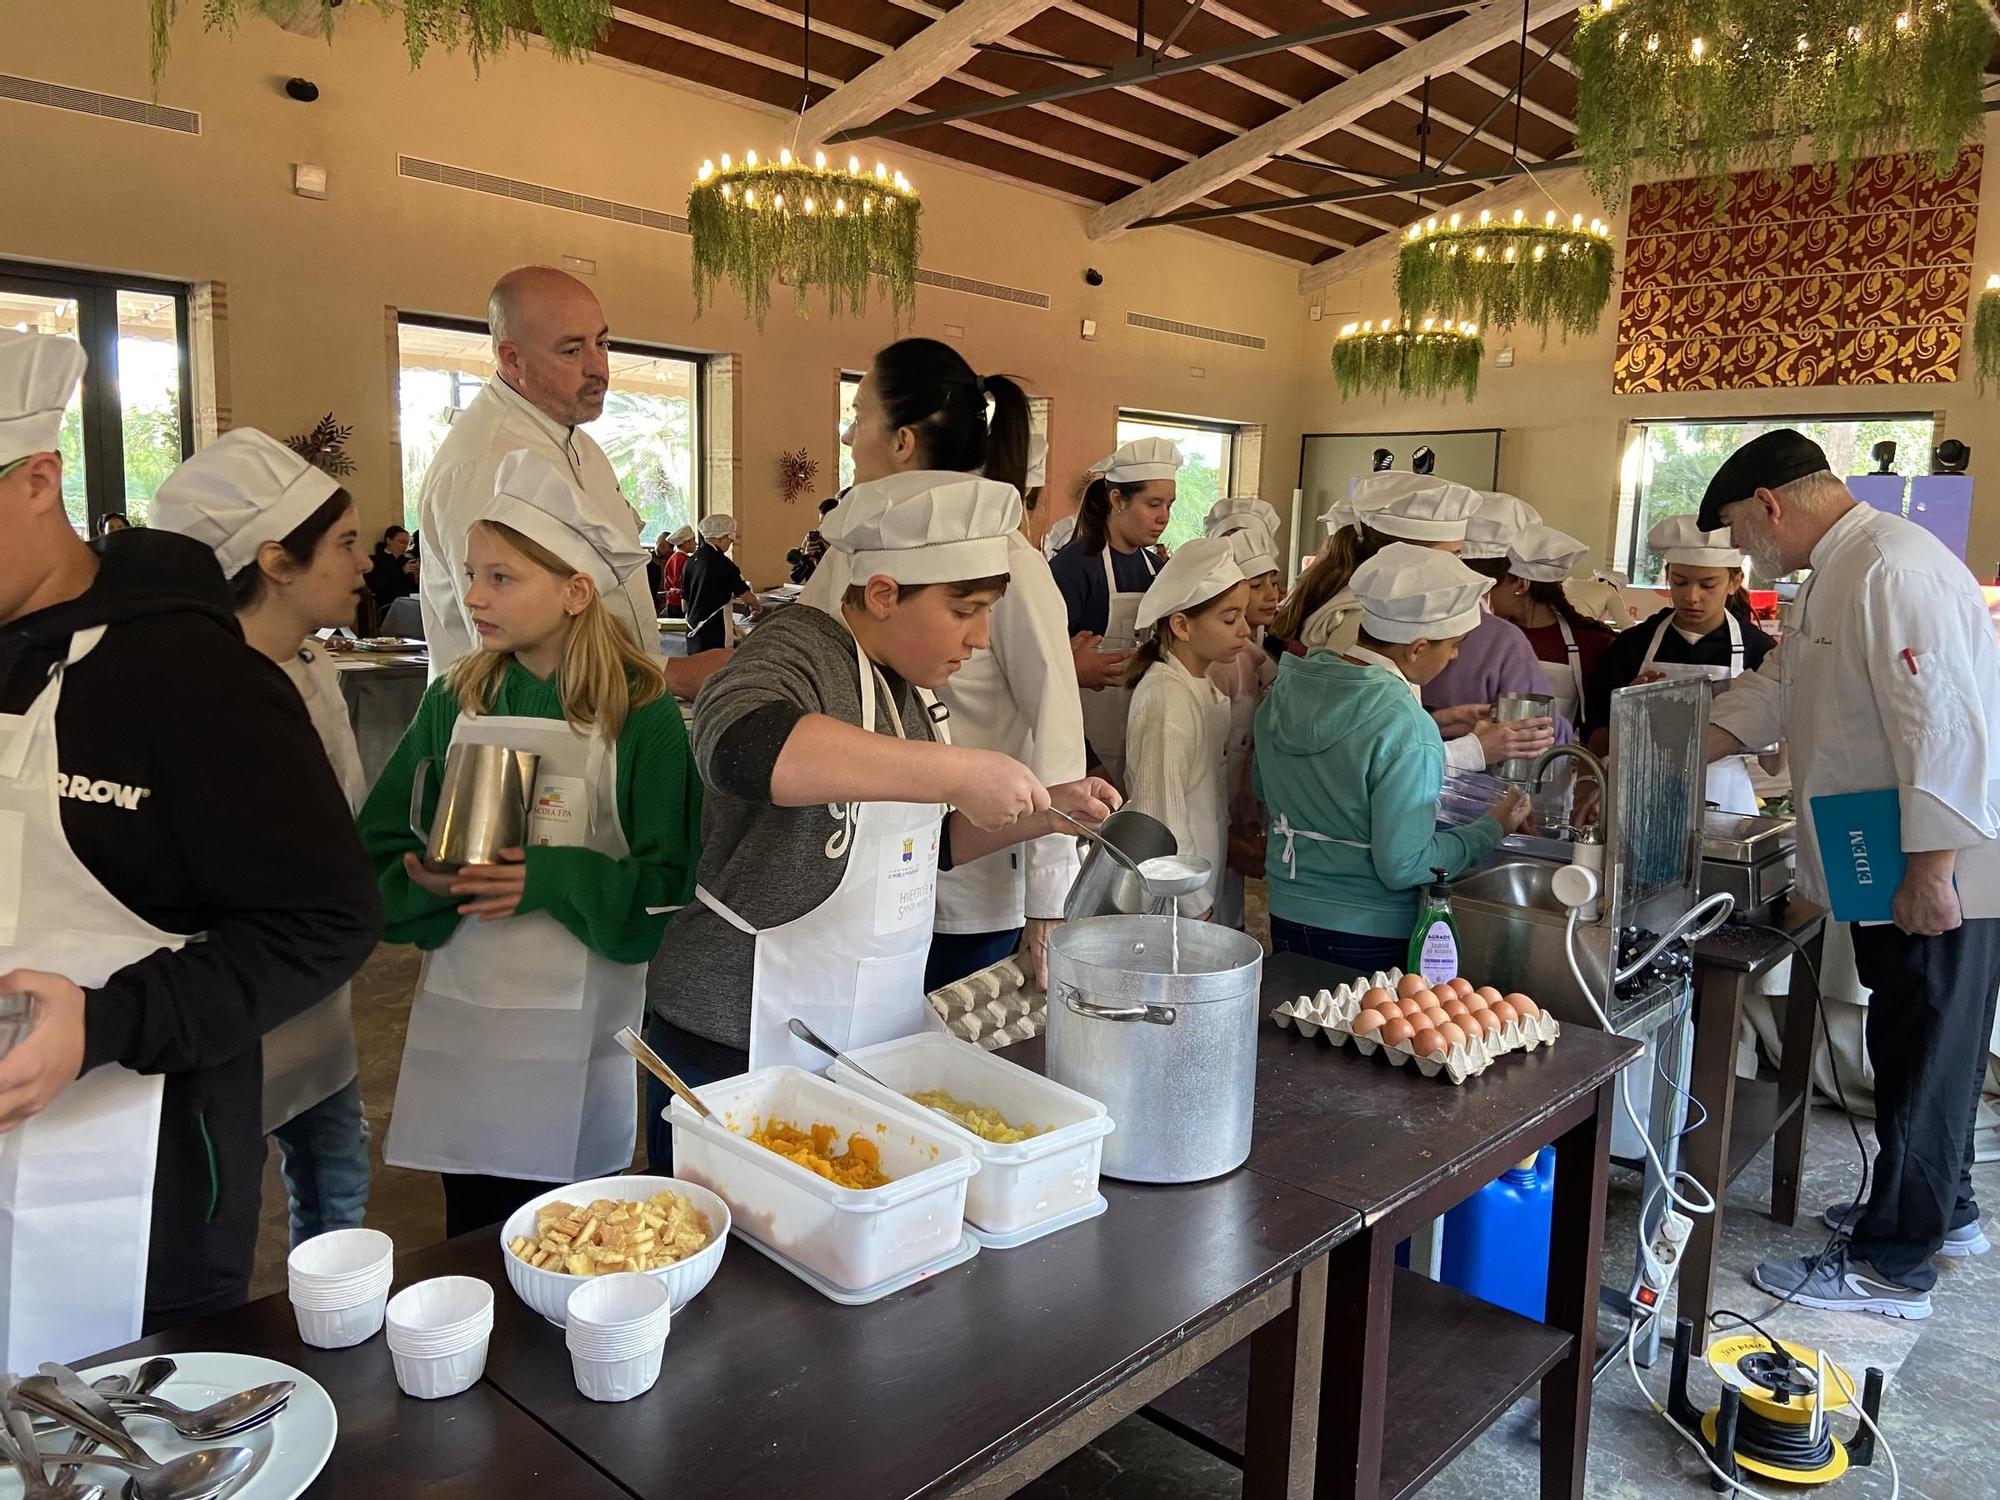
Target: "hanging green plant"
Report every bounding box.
[147,0,611,88]
[1397,209,1615,342]
[688,149,922,329]
[1573,0,1990,201]
[1332,319,1485,403]
[1973,276,2000,394]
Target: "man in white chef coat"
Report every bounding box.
[1701,429,2000,1320]
[415,265,721,697]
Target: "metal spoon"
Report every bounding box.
[56,1361,175,1488]
[614,1026,713,1120]
[783,1018,961,1131]
[0,1390,100,1500]
[24,1448,254,1500]
[96,1382,291,1442]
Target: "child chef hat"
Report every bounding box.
[1648,513,1743,569]
[1351,542,1493,643]
[1092,435,1183,485]
[151,428,342,577]
[1322,468,1422,530]
[1042,513,1077,559]
[1205,496,1281,540]
[1363,478,1483,543]
[483,450,652,639]
[1135,535,1246,634]
[823,469,1021,585]
[0,329,87,469]
[1214,517,1279,579]
[1462,491,1542,560]
[667,524,695,547]
[699,512,738,541]
[1507,523,1592,582]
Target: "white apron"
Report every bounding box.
[1536,616,1585,725]
[384,707,647,1182]
[1638,612,1757,815]
[261,642,364,1133]
[702,632,949,1076]
[1079,546,1158,786]
[0,627,181,1368]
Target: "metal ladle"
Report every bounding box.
[783,1019,961,1131]
[1047,808,1212,905]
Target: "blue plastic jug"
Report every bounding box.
[1441,1147,1556,1321]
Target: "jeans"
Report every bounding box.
[924,928,1025,993]
[1269,916,1408,985]
[271,1078,371,1250]
[643,1012,749,1174]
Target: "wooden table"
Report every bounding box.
[1147,950,1643,1500]
[1679,897,1828,1353]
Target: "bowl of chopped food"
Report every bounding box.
[500,1175,730,1326]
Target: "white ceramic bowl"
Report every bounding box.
[499,1175,730,1326]
[292,1288,388,1349]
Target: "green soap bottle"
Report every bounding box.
[1407,868,1460,987]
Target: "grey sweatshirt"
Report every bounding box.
[647,604,943,1049]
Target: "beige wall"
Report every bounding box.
[1297,123,2000,574]
[3,0,1308,582]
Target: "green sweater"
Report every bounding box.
[1253,650,1504,938]
[357,661,702,964]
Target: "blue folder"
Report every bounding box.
[1807,788,1903,922]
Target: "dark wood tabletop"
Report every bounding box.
[1252,951,1643,1223]
[1690,896,1827,976]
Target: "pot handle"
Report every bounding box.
[1059,983,1177,1027]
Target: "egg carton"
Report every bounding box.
[929,956,1045,1052]
[1269,968,1560,1086]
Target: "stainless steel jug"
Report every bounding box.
[1061,808,1179,922]
[410,743,539,872]
[1493,690,1556,782]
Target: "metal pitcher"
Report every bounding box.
[1493,690,1556,782]
[410,742,539,872]
[1061,808,1179,922]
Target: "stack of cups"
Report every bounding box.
[565,1274,671,1402]
[385,1277,495,1399]
[287,1229,394,1349]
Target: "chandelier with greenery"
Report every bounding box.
[1573,0,1991,200]
[1397,208,1615,342]
[687,150,922,328]
[1332,318,1485,403]
[1974,274,2000,394]
[147,0,610,85]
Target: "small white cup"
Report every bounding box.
[391,1335,491,1400]
[293,1287,389,1349]
[289,1228,393,1288]
[570,1342,664,1403]
[290,1260,393,1311]
[565,1274,670,1336]
[387,1276,494,1350]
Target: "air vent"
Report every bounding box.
[915,268,1050,310]
[0,74,199,134]
[1125,311,1266,351]
[399,156,689,234]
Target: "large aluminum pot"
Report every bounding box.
[410,742,539,872]
[1046,915,1264,1183]
[1061,808,1179,922]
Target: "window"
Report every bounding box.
[1115,411,1237,553]
[837,371,862,491]
[1617,414,1935,584]
[396,315,704,538]
[1,263,192,535]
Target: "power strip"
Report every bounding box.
[1636,1208,1693,1312]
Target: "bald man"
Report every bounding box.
[415,266,723,695]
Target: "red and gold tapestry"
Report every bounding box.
[1613,150,1981,394]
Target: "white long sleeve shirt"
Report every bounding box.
[935,532,1086,930]
[416,378,657,680]
[1711,503,2000,911]
[1126,654,1231,918]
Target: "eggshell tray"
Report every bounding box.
[1269,967,1560,1086]
[929,955,1046,1052]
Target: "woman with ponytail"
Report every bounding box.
[359,451,702,1236]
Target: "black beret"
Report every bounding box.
[1697,428,1831,530]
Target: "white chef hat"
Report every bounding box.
[1507,523,1592,582]
[667,524,695,547]
[1351,542,1493,643]
[822,469,1021,585]
[1361,477,1483,543]
[1205,496,1280,539]
[1092,435,1183,485]
[1462,491,1542,561]
[151,428,342,577]
[481,450,652,641]
[1648,514,1743,569]
[1042,513,1077,558]
[1135,535,1246,633]
[1328,469,1428,531]
[1214,517,1279,578]
[699,512,738,541]
[0,329,87,469]
[1025,434,1048,491]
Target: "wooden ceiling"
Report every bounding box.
[598,1,1588,276]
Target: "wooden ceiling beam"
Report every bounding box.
[1307,0,1576,132]
[1087,0,1579,239]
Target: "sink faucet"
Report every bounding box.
[1528,744,1607,843]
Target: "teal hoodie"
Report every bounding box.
[1253,651,1505,938]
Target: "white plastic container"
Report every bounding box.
[568,1341,665,1402]
[288,1228,395,1348]
[292,1288,389,1349]
[499,1176,730,1326]
[831,1033,1113,1242]
[565,1275,670,1401]
[669,1066,979,1295]
[385,1277,493,1400]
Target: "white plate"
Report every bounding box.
[0,1352,338,1500]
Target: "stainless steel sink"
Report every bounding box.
[1450,857,1627,1029]
[1452,859,1570,916]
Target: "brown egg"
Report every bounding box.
[1421,1007,1450,1032]
[1442,996,1471,1019]
[1472,1007,1502,1034]
[1452,978,1478,999]
[1379,1015,1415,1045]
[1459,1012,1485,1040]
[1512,995,1541,1019]
[1353,1008,1386,1035]
[1411,1027,1446,1058]
[1400,997,1428,1019]
[1490,1000,1520,1027]
[1438,1021,1467,1049]
[1362,986,1395,1014]
[1405,988,1436,1011]
[1475,985,1504,1006]
[1396,974,1429,999]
